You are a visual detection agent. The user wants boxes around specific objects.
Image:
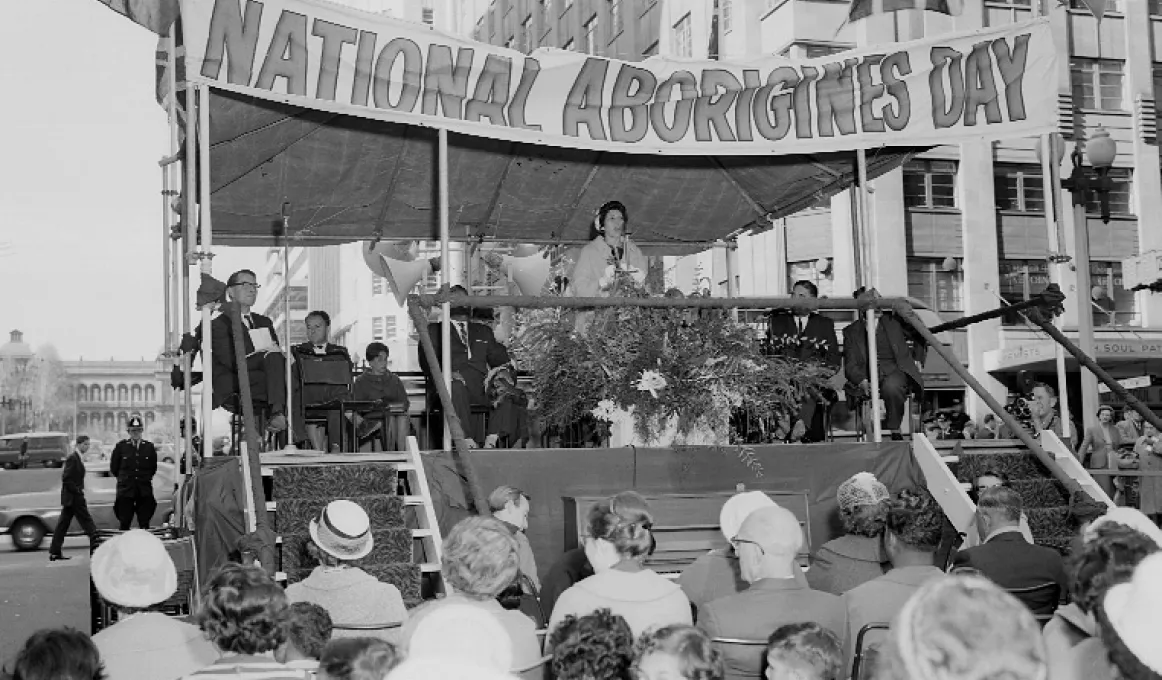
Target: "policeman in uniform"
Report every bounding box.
[109,416,158,530]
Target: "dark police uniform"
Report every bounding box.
[109,416,159,530]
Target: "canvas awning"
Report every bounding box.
[206,88,923,247]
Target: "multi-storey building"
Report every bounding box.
[470,0,1162,424]
[255,246,310,347]
[66,358,173,440]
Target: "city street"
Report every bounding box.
[0,536,90,667]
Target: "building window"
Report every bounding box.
[903,161,957,209]
[994,165,1044,212]
[584,14,598,54]
[372,317,385,342]
[999,260,1051,325]
[722,0,733,32]
[673,12,692,58]
[802,43,851,58]
[610,0,623,35]
[1091,261,1139,326]
[787,261,834,299]
[1071,58,1125,111]
[1085,168,1132,215]
[990,0,1031,5]
[372,276,385,296]
[421,0,434,25]
[384,317,398,341]
[1069,0,1124,11]
[907,259,964,314]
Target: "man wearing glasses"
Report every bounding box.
[210,269,290,434]
[109,416,158,530]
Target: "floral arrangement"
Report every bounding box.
[508,279,833,444]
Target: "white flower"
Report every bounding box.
[591,399,620,422]
[635,369,668,398]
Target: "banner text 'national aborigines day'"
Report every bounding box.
[182,0,1058,155]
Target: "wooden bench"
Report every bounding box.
[563,491,813,575]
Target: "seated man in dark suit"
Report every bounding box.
[766,280,840,443]
[210,269,289,433]
[842,288,926,441]
[698,506,845,680]
[952,486,1067,616]
[292,310,354,450]
[419,285,512,447]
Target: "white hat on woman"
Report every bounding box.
[1101,552,1162,674]
[91,529,178,608]
[720,491,776,542]
[308,500,374,561]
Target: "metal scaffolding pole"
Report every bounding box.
[439,128,453,451]
[197,84,215,457]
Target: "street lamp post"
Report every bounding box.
[1062,127,1117,433]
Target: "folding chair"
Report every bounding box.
[852,623,891,680]
[294,349,354,451]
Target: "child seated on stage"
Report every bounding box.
[349,342,409,446]
[484,364,530,449]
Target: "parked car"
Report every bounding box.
[0,462,176,550]
[0,433,69,469]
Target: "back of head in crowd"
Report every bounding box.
[734,505,804,583]
[196,562,289,655]
[634,625,723,680]
[1070,520,1160,618]
[407,604,513,674]
[885,489,946,563]
[442,515,520,599]
[550,608,635,680]
[279,602,333,663]
[765,623,841,680]
[878,575,1047,680]
[11,628,103,680]
[317,638,399,680]
[586,491,654,570]
[975,486,1023,538]
[837,472,890,538]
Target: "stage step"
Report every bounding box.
[261,438,448,602]
[932,439,1074,554]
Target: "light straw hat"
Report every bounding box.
[719,491,777,543]
[1101,552,1162,675]
[1085,507,1162,547]
[308,500,373,561]
[91,529,178,608]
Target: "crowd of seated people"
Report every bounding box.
[21,472,1162,680]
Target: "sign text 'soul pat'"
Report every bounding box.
[182,0,1058,154]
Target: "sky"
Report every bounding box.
[0,0,255,362]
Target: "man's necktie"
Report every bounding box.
[453,321,471,359]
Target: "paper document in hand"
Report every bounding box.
[249,327,277,353]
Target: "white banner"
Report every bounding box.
[181,0,1058,155]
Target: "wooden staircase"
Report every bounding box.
[931,438,1077,553]
[260,437,449,603]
